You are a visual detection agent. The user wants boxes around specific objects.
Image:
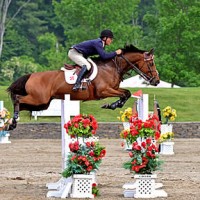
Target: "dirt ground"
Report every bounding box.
[0,138,200,200]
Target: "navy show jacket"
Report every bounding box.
[72,38,117,60]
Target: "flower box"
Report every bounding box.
[70,136,99,145]
[70,174,94,198]
[0,130,11,143]
[134,174,157,198]
[161,124,173,134]
[160,142,174,155]
[123,122,130,130]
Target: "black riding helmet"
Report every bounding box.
[100,29,114,39]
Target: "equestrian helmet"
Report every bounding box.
[100,29,114,38]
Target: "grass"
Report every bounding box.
[0,85,199,122]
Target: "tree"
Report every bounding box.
[37,32,66,69]
[0,0,12,58]
[1,56,40,85]
[143,0,200,87]
[53,0,142,52]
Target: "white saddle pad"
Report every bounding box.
[61,63,98,84]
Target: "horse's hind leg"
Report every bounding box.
[8,94,20,130]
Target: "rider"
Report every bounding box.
[68,29,122,91]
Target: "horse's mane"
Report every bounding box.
[122,44,146,54]
[91,44,145,65]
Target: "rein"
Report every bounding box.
[119,54,155,83]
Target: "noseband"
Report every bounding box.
[119,53,157,84]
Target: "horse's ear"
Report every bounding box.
[148,48,154,55]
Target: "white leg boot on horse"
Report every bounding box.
[72,65,88,91]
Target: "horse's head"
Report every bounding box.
[121,45,160,86]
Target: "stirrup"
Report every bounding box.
[72,83,81,91]
[72,82,86,91]
[80,83,86,90]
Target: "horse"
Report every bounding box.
[7,44,160,130]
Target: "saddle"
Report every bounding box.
[63,63,94,78]
[61,62,98,85]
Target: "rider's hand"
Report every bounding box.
[115,49,122,55]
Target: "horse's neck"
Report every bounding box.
[96,60,121,80]
[121,53,142,70]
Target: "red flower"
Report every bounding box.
[91,121,98,130]
[100,149,106,157]
[155,131,161,140]
[147,146,153,151]
[141,141,146,148]
[122,130,129,138]
[86,142,91,147]
[71,155,77,161]
[146,151,155,158]
[133,144,142,151]
[130,127,139,136]
[134,165,140,172]
[91,141,95,147]
[92,183,97,187]
[82,118,90,128]
[121,142,125,147]
[87,165,93,172]
[89,151,95,156]
[74,123,79,128]
[129,152,133,158]
[131,159,137,165]
[146,138,152,144]
[85,160,90,166]
[142,157,148,165]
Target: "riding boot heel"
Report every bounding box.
[72,65,88,91]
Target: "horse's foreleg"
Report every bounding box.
[8,95,20,130]
[101,89,131,110]
[14,95,20,119]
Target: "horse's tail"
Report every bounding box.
[7,74,31,101]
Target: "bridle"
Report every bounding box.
[114,53,157,84]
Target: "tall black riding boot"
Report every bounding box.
[72,65,88,91]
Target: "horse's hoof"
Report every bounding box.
[8,123,17,130]
[101,104,110,109]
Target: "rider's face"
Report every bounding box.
[105,37,113,46]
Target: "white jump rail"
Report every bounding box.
[46,94,80,198]
[123,93,167,198]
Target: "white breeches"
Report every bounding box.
[68,48,94,70]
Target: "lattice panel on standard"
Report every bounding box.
[70,174,94,198]
[134,174,156,198]
[137,178,154,195]
[160,142,174,155]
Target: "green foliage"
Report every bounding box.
[53,0,142,49]
[152,0,200,86]
[2,29,34,61]
[123,139,163,174]
[62,141,106,178]
[37,32,66,69]
[1,56,40,84]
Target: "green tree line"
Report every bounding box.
[0,0,199,87]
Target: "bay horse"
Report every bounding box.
[7,44,160,130]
